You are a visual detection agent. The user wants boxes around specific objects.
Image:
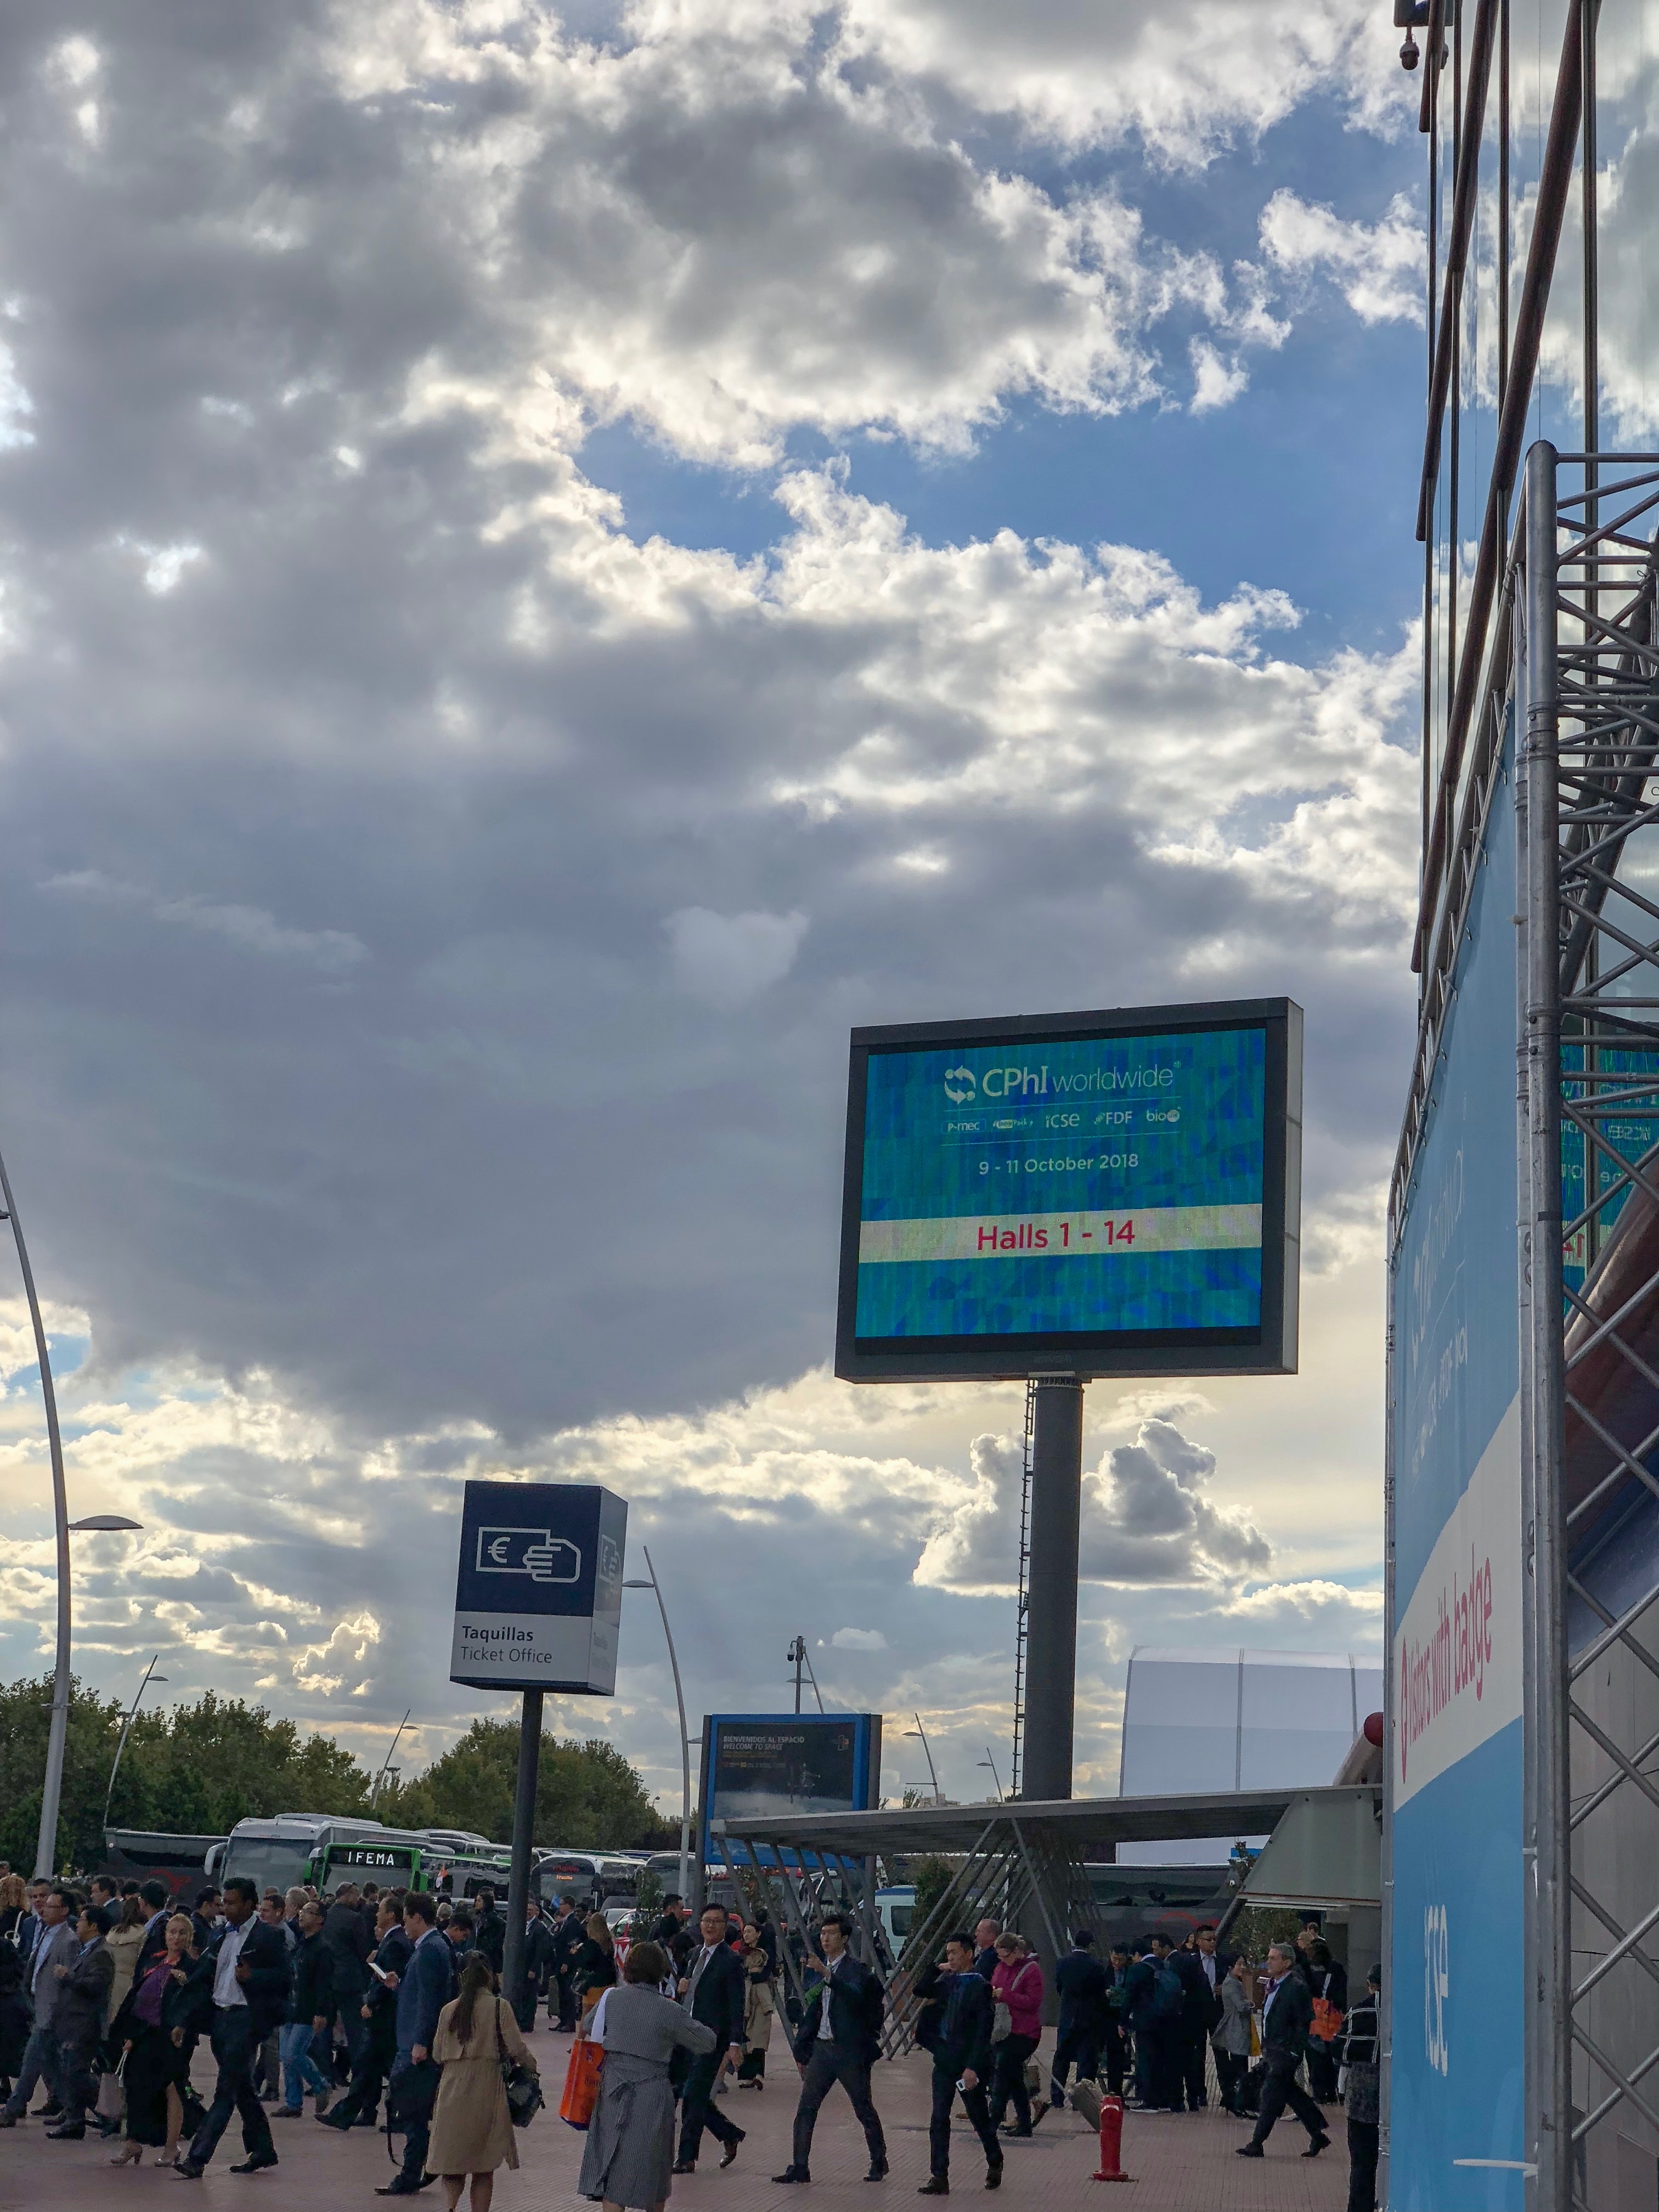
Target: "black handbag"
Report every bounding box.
[495,2001,544,2128]
[386,2056,442,2128]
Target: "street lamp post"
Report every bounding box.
[978,1748,1005,1803]
[623,1549,693,1902]
[104,1654,167,1831]
[0,1143,77,1881]
[905,1713,942,1805]
[371,1709,413,1806]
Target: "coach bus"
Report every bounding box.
[214,1814,509,1898]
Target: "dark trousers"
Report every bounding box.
[679,2050,742,2164]
[1250,2055,1327,2149]
[57,2032,99,2126]
[189,2007,275,2169]
[791,2042,886,2172]
[986,2032,1036,2131]
[1051,2021,1101,2101]
[389,2055,432,2186]
[1307,2038,1340,2102]
[1181,2016,1209,2109]
[1215,2049,1249,2113]
[1102,2023,1127,2096]
[1346,2118,1380,2212]
[552,1968,577,2032]
[929,2061,1001,2177]
[1133,2022,1178,2110]
[330,2029,393,2126]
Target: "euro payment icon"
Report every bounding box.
[475,1527,582,1584]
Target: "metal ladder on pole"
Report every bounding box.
[1008,1379,1037,1799]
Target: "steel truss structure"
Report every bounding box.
[1393,443,1659,2209]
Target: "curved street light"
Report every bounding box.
[905,1713,943,1805]
[104,1654,168,1830]
[0,1135,144,1876]
[623,1549,693,1903]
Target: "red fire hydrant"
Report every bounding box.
[1092,2092,1133,2183]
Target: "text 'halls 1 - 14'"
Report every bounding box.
[836,998,1302,1383]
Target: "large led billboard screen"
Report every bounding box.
[699,1713,881,1866]
[836,998,1301,1380]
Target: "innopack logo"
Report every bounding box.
[943,1065,977,1105]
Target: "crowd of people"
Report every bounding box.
[2,1858,1380,2212]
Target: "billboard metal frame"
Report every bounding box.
[1391,444,1659,2211]
[835,996,1302,1383]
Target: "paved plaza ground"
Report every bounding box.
[0,2028,1351,2212]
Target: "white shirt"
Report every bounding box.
[213,1920,249,2008]
[817,1954,842,2038]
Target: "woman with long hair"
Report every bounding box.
[0,1871,26,1942]
[578,1939,715,2212]
[426,1951,539,2212]
[110,1913,200,2168]
[733,1923,774,2089]
[573,1912,618,2019]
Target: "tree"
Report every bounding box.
[381,1722,675,1849]
[0,1674,376,1872]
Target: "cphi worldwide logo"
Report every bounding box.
[943,1065,977,1104]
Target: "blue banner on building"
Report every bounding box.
[1386,720,1526,2208]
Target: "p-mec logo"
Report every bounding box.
[943,1065,977,1105]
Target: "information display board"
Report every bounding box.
[836,999,1300,1380]
[699,1713,881,1866]
[450,1479,627,1694]
[1386,720,1526,2208]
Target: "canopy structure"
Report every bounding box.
[709,1782,1381,2050]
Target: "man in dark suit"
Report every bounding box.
[972,1917,1001,1983]
[913,1933,1002,2193]
[773,1912,886,2186]
[673,1904,747,2172]
[1165,1935,1211,2111]
[319,1894,412,2131]
[44,1905,115,2138]
[472,1887,507,1980]
[133,1880,173,1972]
[1050,1929,1108,2112]
[1237,1942,1330,2160]
[1102,1944,1132,2096]
[515,1898,556,2031]
[379,1892,456,2198]
[177,1875,292,2179]
[546,1895,585,2030]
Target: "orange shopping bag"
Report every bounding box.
[560,2034,605,2130]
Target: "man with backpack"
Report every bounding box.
[1122,1937,1184,2112]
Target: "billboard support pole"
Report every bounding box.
[1522,439,1572,2212]
[501,1685,543,2015]
[1020,1379,1084,1803]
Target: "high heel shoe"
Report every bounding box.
[109,2143,143,2166]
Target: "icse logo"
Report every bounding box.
[943,1066,977,1104]
[475,1527,582,1584]
[1423,1903,1449,2076]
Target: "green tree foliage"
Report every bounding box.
[0,1674,673,1873]
[380,1721,676,1850]
[0,1674,374,1874]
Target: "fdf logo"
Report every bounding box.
[943,1065,977,1104]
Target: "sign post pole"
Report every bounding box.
[1020,1378,1084,1803]
[501,1685,544,2018]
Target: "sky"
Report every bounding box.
[0,0,1627,1820]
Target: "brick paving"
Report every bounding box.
[0,2027,1351,2212]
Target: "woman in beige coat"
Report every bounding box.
[426,1954,539,2212]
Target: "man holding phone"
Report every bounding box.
[772,1914,887,2186]
[913,1934,1002,2195]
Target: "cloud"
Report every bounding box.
[43,872,369,974]
[666,907,809,1009]
[831,1626,888,1651]
[1259,188,1423,325]
[1218,1577,1385,1637]
[916,1412,1271,1595]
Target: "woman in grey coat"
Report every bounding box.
[578,1941,715,2212]
[1211,1954,1256,2116]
